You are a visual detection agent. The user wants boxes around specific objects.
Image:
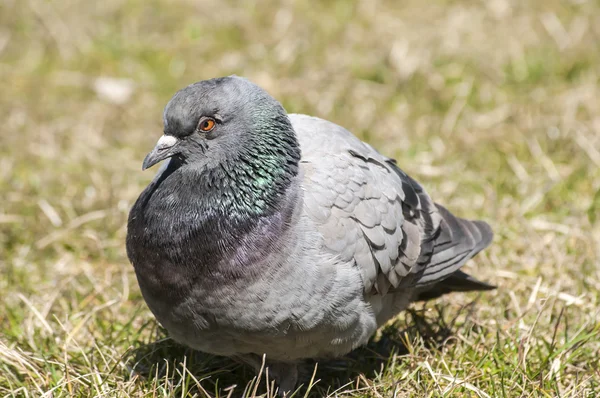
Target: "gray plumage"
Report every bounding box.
[126,76,494,395]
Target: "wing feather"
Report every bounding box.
[293,114,492,296]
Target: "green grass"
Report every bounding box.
[1,0,599,396]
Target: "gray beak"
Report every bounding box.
[142,135,180,170]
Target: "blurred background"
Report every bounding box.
[1,0,599,396]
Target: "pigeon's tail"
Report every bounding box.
[415,270,495,301]
[414,204,494,299]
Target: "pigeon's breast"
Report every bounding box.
[144,220,379,360]
[127,179,378,359]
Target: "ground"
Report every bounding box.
[1,0,599,396]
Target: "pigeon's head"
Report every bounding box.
[142,76,297,171]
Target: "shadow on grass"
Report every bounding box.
[123,303,477,397]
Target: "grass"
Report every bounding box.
[1,0,599,396]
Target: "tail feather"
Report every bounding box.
[415,204,494,288]
[415,270,496,301]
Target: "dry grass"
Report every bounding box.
[1,0,599,396]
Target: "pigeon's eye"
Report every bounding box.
[198,118,216,132]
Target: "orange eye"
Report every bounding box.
[198,118,215,132]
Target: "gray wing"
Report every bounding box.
[292,114,493,296]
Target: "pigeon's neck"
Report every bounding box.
[202,118,300,218]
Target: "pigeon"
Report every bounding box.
[126,76,494,395]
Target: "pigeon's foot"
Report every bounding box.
[234,354,298,397]
[269,361,298,397]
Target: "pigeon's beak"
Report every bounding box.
[142,135,180,170]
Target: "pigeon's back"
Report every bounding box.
[290,114,494,325]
